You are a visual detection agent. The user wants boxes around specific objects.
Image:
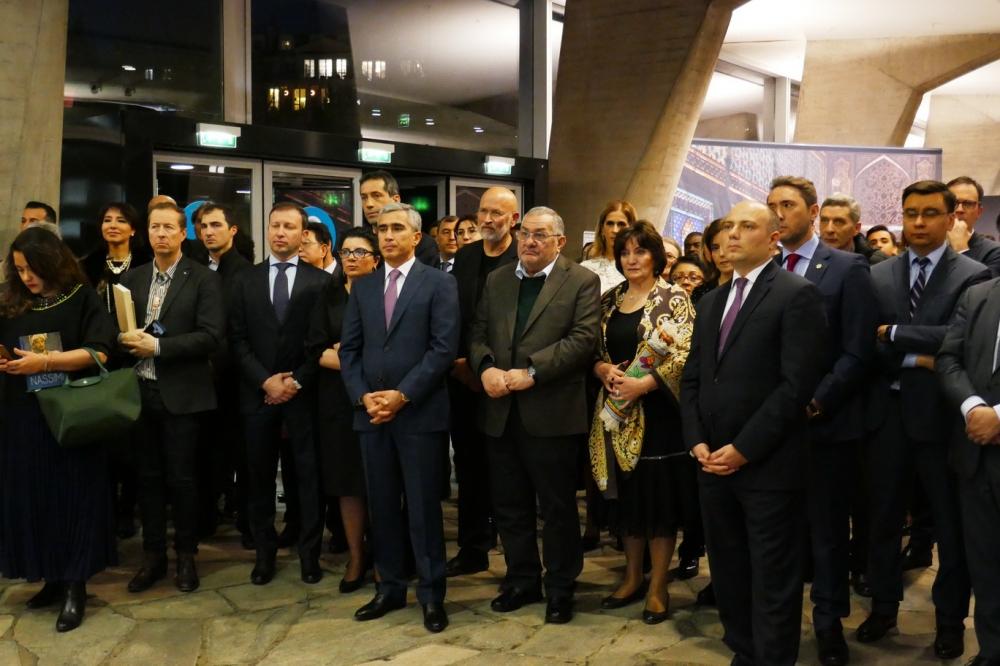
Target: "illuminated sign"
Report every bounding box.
[484,155,515,176]
[358,140,395,164]
[196,123,241,149]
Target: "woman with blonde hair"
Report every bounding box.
[581,200,638,294]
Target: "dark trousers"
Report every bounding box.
[136,382,200,554]
[700,480,804,666]
[360,427,446,604]
[849,439,871,576]
[866,395,971,626]
[197,380,241,534]
[959,447,1000,659]
[807,437,856,630]
[244,398,322,562]
[676,456,706,561]
[449,379,494,555]
[279,436,301,533]
[486,412,582,598]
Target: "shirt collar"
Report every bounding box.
[908,242,947,270]
[324,259,337,274]
[269,254,300,268]
[154,254,183,279]
[515,256,559,280]
[385,255,417,279]
[733,257,772,285]
[781,233,819,262]
[439,255,454,266]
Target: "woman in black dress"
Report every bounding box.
[0,227,118,632]
[588,221,694,624]
[307,227,380,593]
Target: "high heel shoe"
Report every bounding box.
[642,591,670,625]
[600,580,648,609]
[339,555,371,593]
[56,581,86,632]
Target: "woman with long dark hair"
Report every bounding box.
[82,202,150,316]
[0,227,118,632]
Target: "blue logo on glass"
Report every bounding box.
[304,206,337,248]
[184,200,207,239]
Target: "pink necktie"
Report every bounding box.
[384,269,401,328]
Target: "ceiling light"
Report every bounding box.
[170,164,195,171]
[121,64,136,71]
[371,108,382,117]
[473,126,485,134]
[425,118,435,126]
[236,189,251,195]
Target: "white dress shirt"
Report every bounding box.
[515,257,558,280]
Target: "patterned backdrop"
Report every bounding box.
[666,140,942,240]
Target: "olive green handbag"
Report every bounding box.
[36,347,141,447]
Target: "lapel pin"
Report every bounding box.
[815,263,823,270]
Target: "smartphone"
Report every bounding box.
[0,345,13,361]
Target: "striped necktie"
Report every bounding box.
[909,256,930,318]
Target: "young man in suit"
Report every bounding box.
[446,186,520,577]
[948,176,1000,276]
[769,177,878,666]
[937,278,1000,666]
[228,202,330,586]
[859,180,991,659]
[680,200,829,666]
[360,170,438,265]
[469,206,601,625]
[120,202,225,594]
[339,203,459,633]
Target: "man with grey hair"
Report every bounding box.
[340,201,459,633]
[819,193,887,264]
[470,205,600,624]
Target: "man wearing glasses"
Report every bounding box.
[859,180,990,660]
[470,206,601,624]
[947,176,1000,276]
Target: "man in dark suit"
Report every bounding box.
[470,206,601,624]
[340,203,459,633]
[858,180,991,659]
[680,200,828,666]
[360,170,438,265]
[948,176,1000,276]
[445,186,520,577]
[120,201,224,594]
[229,202,330,586]
[937,278,1000,666]
[770,177,878,665]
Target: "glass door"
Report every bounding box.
[264,163,361,249]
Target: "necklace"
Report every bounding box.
[106,253,132,275]
[32,284,82,311]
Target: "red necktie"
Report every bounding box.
[785,253,801,272]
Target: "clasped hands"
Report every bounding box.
[119,328,157,359]
[361,390,407,424]
[966,405,1000,446]
[262,372,299,405]
[691,442,748,476]
[594,361,654,402]
[480,367,534,398]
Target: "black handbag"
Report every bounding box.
[36,348,141,447]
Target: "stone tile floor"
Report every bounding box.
[0,497,980,665]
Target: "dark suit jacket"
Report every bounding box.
[867,246,991,442]
[339,260,459,433]
[469,254,601,438]
[800,242,878,442]
[212,248,252,373]
[415,232,439,266]
[680,261,829,490]
[228,259,330,413]
[966,232,1000,277]
[937,278,1000,479]
[119,256,224,415]
[452,238,519,357]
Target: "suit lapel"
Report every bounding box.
[705,281,728,361]
[913,248,953,322]
[520,256,570,338]
[718,262,775,362]
[131,264,153,321]
[804,242,831,286]
[386,262,426,336]
[893,254,911,323]
[983,282,1000,381]
[157,258,192,321]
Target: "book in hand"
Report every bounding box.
[112,283,137,332]
[19,332,67,392]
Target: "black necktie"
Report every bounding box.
[909,256,930,317]
[273,262,291,321]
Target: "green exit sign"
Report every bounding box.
[196,123,241,149]
[398,113,410,128]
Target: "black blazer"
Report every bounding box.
[680,261,829,490]
[867,246,990,442]
[937,278,1000,479]
[966,232,1000,277]
[452,238,519,357]
[228,259,330,413]
[339,260,460,433]
[119,256,224,415]
[212,248,252,373]
[799,242,879,442]
[415,232,439,266]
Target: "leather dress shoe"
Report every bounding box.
[900,543,933,571]
[354,593,406,621]
[669,557,699,581]
[816,627,849,666]
[934,624,965,659]
[339,555,371,593]
[642,589,670,625]
[490,586,543,613]
[696,582,716,606]
[545,596,574,624]
[26,581,63,609]
[968,655,1000,666]
[251,550,277,585]
[300,558,323,584]
[175,553,200,592]
[445,551,490,577]
[55,582,86,632]
[850,572,872,598]
[422,602,449,633]
[856,612,897,643]
[600,581,648,609]
[128,552,167,593]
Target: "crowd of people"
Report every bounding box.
[0,171,998,666]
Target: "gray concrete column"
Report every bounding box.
[925,94,1000,195]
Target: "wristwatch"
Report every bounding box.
[526,366,536,379]
[291,378,303,390]
[399,391,410,403]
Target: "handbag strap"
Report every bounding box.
[82,347,110,378]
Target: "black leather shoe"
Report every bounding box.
[600,581,648,609]
[669,557,699,581]
[968,655,1000,666]
[545,596,574,624]
[127,552,167,593]
[934,624,965,659]
[643,607,669,625]
[26,581,63,609]
[251,549,277,585]
[175,553,200,592]
[856,612,897,643]
[816,627,849,666]
[696,582,716,606]
[354,593,406,621]
[276,527,299,549]
[490,586,543,612]
[851,572,872,598]
[422,602,449,633]
[300,558,323,584]
[900,543,933,571]
[445,551,489,577]
[55,582,86,632]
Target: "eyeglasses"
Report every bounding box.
[515,229,561,243]
[672,272,704,284]
[902,208,946,221]
[339,249,375,259]
[954,199,980,209]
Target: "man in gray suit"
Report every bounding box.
[470,206,600,625]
